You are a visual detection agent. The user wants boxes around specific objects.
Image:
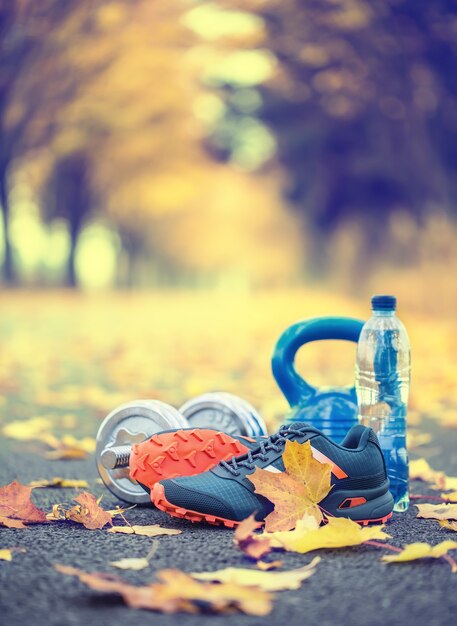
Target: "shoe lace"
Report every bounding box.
[220,426,307,476]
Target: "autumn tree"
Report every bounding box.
[0,1,109,283]
[217,0,457,273]
[42,150,95,287]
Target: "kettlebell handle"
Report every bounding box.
[272,316,364,408]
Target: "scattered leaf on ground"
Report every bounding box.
[66,492,113,529]
[441,491,457,503]
[2,418,55,443]
[407,431,432,449]
[234,514,273,560]
[444,477,457,491]
[409,459,457,491]
[264,515,390,554]
[55,565,272,615]
[192,558,320,591]
[109,542,158,571]
[256,560,283,571]
[0,481,47,528]
[0,549,13,561]
[29,478,89,489]
[44,436,96,460]
[416,503,457,521]
[47,492,113,529]
[439,520,457,531]
[2,420,95,461]
[248,440,332,531]
[409,459,446,489]
[382,541,457,571]
[109,557,151,571]
[108,525,181,537]
[0,547,26,561]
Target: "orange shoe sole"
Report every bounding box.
[129,429,249,490]
[151,483,393,529]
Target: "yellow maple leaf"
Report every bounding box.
[382,541,457,571]
[264,516,390,554]
[191,558,320,591]
[283,441,333,503]
[248,440,332,531]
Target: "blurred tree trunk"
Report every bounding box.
[66,220,81,288]
[0,164,14,284]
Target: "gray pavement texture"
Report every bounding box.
[1,418,456,626]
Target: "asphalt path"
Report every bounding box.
[1,418,456,626]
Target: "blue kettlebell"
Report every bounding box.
[272,316,364,443]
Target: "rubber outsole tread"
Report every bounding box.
[151,483,393,529]
[129,429,249,489]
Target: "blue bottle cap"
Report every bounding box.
[371,294,397,311]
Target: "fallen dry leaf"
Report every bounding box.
[29,478,89,489]
[234,514,273,560]
[44,436,96,460]
[416,503,457,521]
[109,542,158,571]
[108,525,181,537]
[56,565,272,615]
[109,557,151,571]
[66,492,113,529]
[441,491,457,503]
[382,541,457,571]
[0,547,26,561]
[256,560,283,571]
[0,549,13,561]
[264,515,390,554]
[409,459,446,489]
[444,477,457,491]
[248,440,332,531]
[407,431,432,449]
[439,520,457,531]
[0,481,47,528]
[192,558,320,591]
[47,492,113,529]
[409,459,457,492]
[2,418,54,443]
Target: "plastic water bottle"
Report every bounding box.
[355,295,410,512]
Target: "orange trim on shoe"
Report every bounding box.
[129,429,249,489]
[311,446,348,479]
[152,482,393,528]
[338,496,367,509]
[151,482,240,528]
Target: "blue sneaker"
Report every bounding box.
[151,423,394,528]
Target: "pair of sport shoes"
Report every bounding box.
[129,421,394,528]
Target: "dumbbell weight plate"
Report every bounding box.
[179,392,268,437]
[96,400,188,504]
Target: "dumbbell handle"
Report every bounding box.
[100,445,132,469]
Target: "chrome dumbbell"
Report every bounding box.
[96,393,267,504]
[96,400,188,504]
